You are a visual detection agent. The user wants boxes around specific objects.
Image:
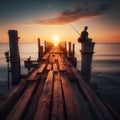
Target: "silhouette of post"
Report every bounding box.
[64,41,67,56]
[68,42,71,57]
[40,46,43,57]
[65,41,67,51]
[44,40,47,53]
[38,38,41,61]
[80,41,95,82]
[8,30,21,85]
[38,38,43,61]
[72,43,75,58]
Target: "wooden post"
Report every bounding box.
[72,43,77,68]
[72,43,75,58]
[38,38,41,61]
[67,42,77,68]
[44,40,46,53]
[68,42,71,57]
[80,41,95,82]
[65,41,67,51]
[8,30,21,85]
[38,38,44,61]
[40,46,43,58]
[64,41,67,56]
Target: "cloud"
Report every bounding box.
[35,1,114,25]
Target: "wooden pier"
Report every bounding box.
[0,29,118,120]
[0,46,115,120]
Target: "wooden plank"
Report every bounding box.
[53,63,58,72]
[0,79,27,119]
[57,54,66,71]
[61,73,85,120]
[42,53,49,61]
[38,63,46,73]
[49,53,55,63]
[27,68,39,81]
[34,70,54,120]
[64,58,114,120]
[51,72,65,120]
[25,72,48,120]
[28,63,46,81]
[66,66,76,80]
[6,82,36,120]
[46,63,52,71]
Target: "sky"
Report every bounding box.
[0,0,120,43]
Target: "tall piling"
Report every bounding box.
[80,41,95,82]
[44,40,47,53]
[68,42,71,57]
[38,38,43,61]
[67,42,77,68]
[72,43,75,58]
[64,41,67,56]
[8,30,21,85]
[38,38,41,61]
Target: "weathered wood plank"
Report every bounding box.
[42,53,50,61]
[61,73,85,120]
[34,70,54,120]
[6,82,36,120]
[57,54,66,71]
[25,72,48,120]
[53,63,58,72]
[64,58,114,120]
[49,53,55,63]
[0,79,27,119]
[27,66,40,81]
[28,63,46,81]
[38,63,46,73]
[46,63,52,71]
[51,72,65,120]
[66,66,76,80]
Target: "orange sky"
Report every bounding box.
[0,1,120,43]
[1,19,119,43]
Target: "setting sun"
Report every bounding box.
[53,36,59,41]
[53,36,59,46]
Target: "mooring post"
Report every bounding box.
[68,42,71,57]
[65,41,67,51]
[40,46,43,57]
[67,42,77,68]
[64,41,67,56]
[44,40,47,53]
[80,41,95,82]
[8,30,21,85]
[72,43,77,68]
[72,43,75,58]
[38,38,41,61]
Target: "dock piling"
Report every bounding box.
[68,42,71,57]
[44,40,47,53]
[8,30,21,85]
[38,38,41,61]
[38,38,44,61]
[72,43,75,58]
[80,41,95,82]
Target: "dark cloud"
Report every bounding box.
[35,1,114,25]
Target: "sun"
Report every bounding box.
[53,36,59,46]
[53,36,59,41]
[54,43,58,46]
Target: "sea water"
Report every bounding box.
[76,43,120,115]
[0,43,120,115]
